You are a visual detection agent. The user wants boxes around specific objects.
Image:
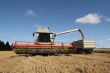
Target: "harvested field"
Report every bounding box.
[0,51,110,73]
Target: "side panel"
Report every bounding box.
[74,39,96,49]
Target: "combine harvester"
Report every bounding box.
[12,28,96,55]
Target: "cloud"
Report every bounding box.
[75,13,102,24]
[25,9,37,18]
[34,24,40,28]
[105,18,110,22]
[34,24,50,32]
[107,38,110,41]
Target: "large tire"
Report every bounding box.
[76,48,83,54]
[84,49,93,54]
[75,48,93,54]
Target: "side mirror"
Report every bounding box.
[33,33,34,37]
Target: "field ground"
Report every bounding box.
[0,51,110,73]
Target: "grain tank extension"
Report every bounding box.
[12,28,95,55]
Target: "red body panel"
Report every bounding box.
[13,41,76,49]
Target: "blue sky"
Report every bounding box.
[0,0,110,48]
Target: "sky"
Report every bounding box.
[0,0,110,48]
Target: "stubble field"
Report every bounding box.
[0,51,110,73]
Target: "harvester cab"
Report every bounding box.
[33,32,55,43]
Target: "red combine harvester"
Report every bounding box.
[12,28,96,55]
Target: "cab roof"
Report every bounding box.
[34,32,55,34]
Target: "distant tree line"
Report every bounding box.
[0,40,12,51]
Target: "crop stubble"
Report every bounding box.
[0,51,110,73]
